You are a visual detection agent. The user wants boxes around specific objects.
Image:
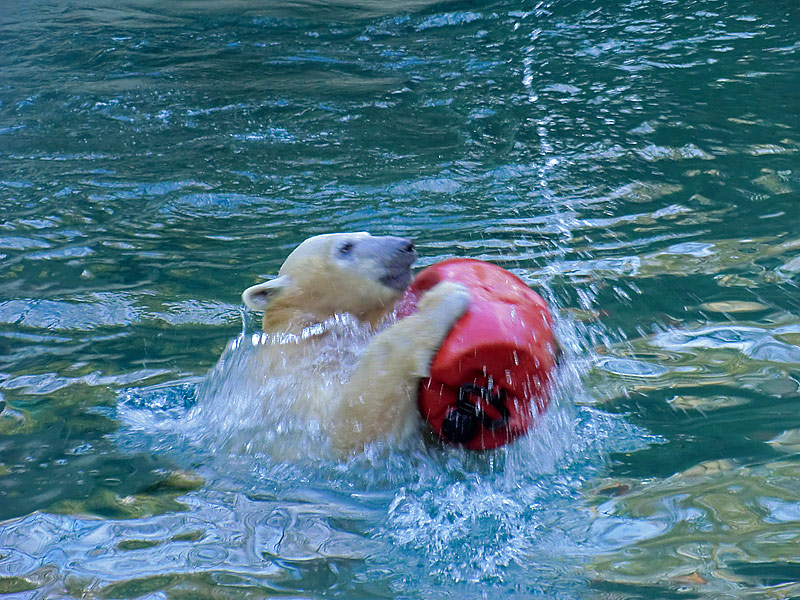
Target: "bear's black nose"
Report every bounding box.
[384,236,415,257]
[395,238,416,263]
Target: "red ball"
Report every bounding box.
[397,258,558,450]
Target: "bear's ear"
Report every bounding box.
[242,276,290,312]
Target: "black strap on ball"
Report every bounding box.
[440,383,511,444]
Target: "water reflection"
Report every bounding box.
[587,459,800,595]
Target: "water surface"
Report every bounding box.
[1,0,800,597]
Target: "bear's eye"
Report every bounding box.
[337,241,355,257]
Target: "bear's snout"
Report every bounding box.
[385,236,417,268]
[378,236,416,291]
[399,239,415,255]
[388,236,416,261]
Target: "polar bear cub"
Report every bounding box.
[241,232,470,455]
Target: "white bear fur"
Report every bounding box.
[242,232,470,456]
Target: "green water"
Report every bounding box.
[1,0,800,597]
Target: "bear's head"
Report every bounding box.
[242,232,417,331]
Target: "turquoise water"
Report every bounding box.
[1,0,799,597]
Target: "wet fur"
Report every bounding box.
[242,232,469,455]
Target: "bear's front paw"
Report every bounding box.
[418,280,471,326]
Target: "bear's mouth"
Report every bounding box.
[380,267,413,291]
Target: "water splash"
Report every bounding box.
[108,306,655,597]
[188,313,377,459]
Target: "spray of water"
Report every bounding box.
[111,294,653,596]
[185,313,377,460]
